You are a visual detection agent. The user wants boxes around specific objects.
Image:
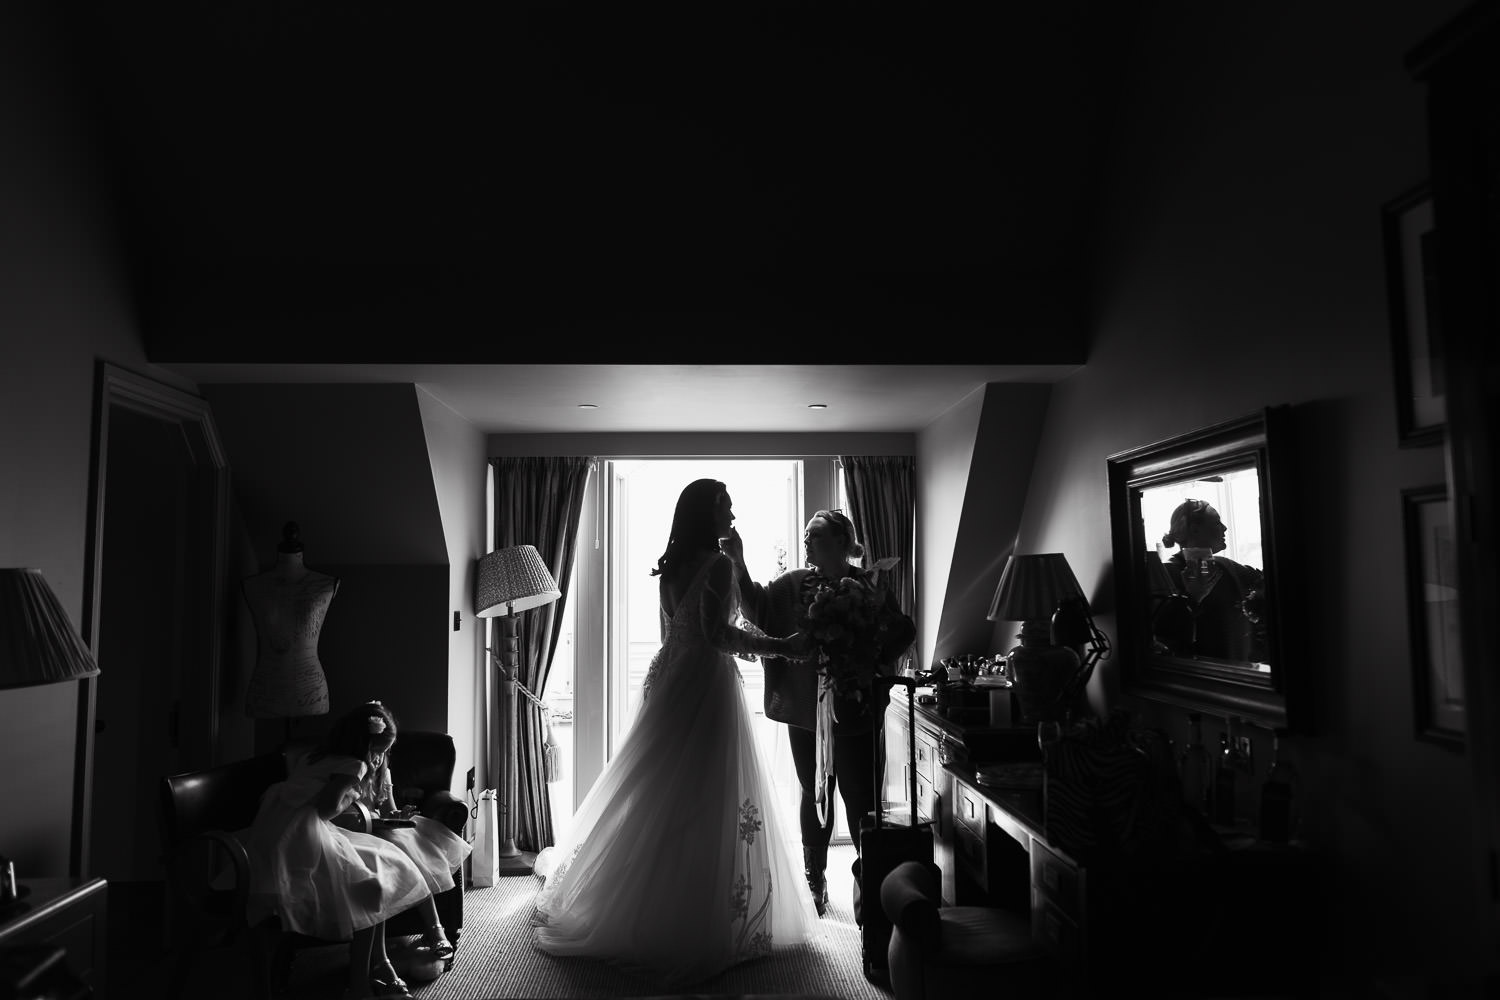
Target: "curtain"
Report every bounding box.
[840,455,917,665]
[490,456,594,852]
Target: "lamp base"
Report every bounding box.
[1009,627,1081,726]
[495,850,537,877]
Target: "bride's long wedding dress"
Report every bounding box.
[532,552,819,988]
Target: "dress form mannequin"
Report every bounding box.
[243,521,339,719]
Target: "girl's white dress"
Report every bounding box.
[366,762,472,894]
[244,750,430,939]
[531,554,819,988]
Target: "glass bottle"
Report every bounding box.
[1210,729,1238,825]
[1259,729,1299,843]
[1178,712,1210,814]
[1037,720,1063,832]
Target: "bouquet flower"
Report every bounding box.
[799,556,903,719]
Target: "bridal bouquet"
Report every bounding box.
[799,556,903,716]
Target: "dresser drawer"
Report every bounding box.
[953,817,988,887]
[1032,895,1082,960]
[915,771,936,821]
[953,779,987,837]
[1030,837,1082,925]
[913,729,937,784]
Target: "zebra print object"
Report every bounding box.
[1042,709,1183,860]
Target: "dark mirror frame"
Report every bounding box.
[1107,407,1304,731]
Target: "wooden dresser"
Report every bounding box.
[881,691,1038,906]
[0,877,108,997]
[880,696,1322,997]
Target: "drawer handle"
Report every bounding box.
[964,799,976,819]
[1042,866,1059,891]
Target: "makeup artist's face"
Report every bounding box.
[803,515,847,574]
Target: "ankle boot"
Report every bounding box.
[803,845,829,916]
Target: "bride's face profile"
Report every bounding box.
[714,491,735,540]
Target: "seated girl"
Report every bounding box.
[343,700,473,966]
[243,711,433,999]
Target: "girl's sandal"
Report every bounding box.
[367,961,413,998]
[424,926,456,965]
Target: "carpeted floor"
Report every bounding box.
[242,843,889,1000]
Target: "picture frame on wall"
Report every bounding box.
[1402,484,1464,749]
[1381,183,1445,447]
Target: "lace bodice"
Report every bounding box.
[645,554,795,700]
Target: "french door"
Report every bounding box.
[543,456,851,846]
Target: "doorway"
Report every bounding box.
[79,363,229,981]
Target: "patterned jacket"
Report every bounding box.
[739,566,915,734]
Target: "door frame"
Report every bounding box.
[569,457,841,811]
[74,361,229,877]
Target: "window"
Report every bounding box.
[544,456,849,844]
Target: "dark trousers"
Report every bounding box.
[787,723,878,852]
[788,723,878,921]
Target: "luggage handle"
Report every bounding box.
[871,675,918,829]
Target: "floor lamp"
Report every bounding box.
[476,544,561,876]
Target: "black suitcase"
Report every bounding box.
[858,674,935,981]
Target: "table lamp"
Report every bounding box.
[476,544,561,876]
[987,553,1088,725]
[1145,550,1196,655]
[1,568,101,904]
[1,569,100,691]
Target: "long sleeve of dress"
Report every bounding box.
[701,555,802,660]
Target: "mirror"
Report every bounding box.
[1107,407,1302,730]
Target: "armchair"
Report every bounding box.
[157,750,364,1000]
[158,733,467,999]
[879,860,1045,1000]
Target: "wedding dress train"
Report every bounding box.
[531,553,819,988]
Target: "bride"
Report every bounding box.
[531,478,820,987]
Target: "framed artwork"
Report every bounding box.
[1381,183,1445,447]
[1402,484,1464,749]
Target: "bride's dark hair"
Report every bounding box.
[652,478,727,583]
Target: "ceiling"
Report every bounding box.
[65,2,1137,432]
[172,362,1078,433]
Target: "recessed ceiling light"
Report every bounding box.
[807,403,828,410]
[577,403,599,409]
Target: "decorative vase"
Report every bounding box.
[1007,620,1080,725]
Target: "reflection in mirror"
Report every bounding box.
[1142,468,1270,670]
[1108,407,1301,732]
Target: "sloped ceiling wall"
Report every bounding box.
[916,382,1053,667]
[201,383,447,567]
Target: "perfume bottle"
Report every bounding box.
[1259,729,1300,843]
[1178,712,1210,814]
[1210,727,1238,825]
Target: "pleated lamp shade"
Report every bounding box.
[476,545,561,618]
[0,568,101,690]
[987,553,1086,623]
